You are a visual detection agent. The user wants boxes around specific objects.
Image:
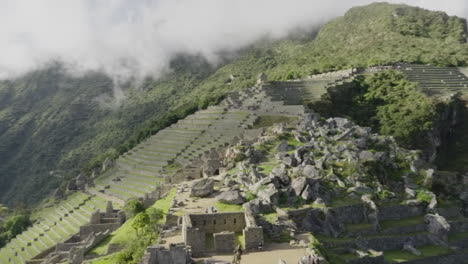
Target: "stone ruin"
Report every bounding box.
[141,211,263,263]
[182,211,263,256]
[25,202,125,264]
[142,243,191,264]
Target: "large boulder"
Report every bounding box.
[53,188,64,199]
[362,195,380,231]
[301,208,343,237]
[190,178,215,197]
[276,141,290,152]
[216,190,245,205]
[303,165,319,179]
[291,177,308,196]
[281,155,298,167]
[243,199,274,214]
[334,117,353,129]
[271,164,290,185]
[425,214,450,245]
[257,184,280,205]
[291,177,320,202]
[102,157,113,172]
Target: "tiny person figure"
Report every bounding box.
[232,244,243,264]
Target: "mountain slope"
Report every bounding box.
[0,2,467,205]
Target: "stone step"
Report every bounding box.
[118,166,161,178]
[33,223,61,243]
[142,142,187,152]
[102,187,135,201]
[87,189,125,208]
[158,129,203,136]
[115,179,157,193]
[123,154,169,166]
[48,213,78,235]
[111,183,146,197]
[8,242,28,263]
[116,159,163,173]
[25,227,54,247]
[3,246,22,264]
[10,238,37,259]
[321,231,434,252]
[41,217,70,238]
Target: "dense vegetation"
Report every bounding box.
[0,2,467,205]
[0,206,31,248]
[89,189,176,264]
[311,70,441,150]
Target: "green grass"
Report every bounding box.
[214,202,243,212]
[88,188,176,257]
[314,234,354,243]
[311,202,327,208]
[252,115,297,129]
[330,196,361,207]
[263,213,278,224]
[151,188,176,213]
[257,161,279,175]
[449,231,468,242]
[380,215,424,230]
[90,253,120,264]
[236,232,245,248]
[205,233,214,250]
[346,222,373,232]
[384,245,452,263]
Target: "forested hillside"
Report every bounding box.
[0,2,466,205]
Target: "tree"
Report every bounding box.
[131,213,150,237]
[124,199,145,218]
[146,208,164,233]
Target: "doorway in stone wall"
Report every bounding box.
[206,233,215,252]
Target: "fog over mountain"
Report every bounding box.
[0,0,466,80]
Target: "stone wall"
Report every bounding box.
[213,231,235,252]
[402,251,468,264]
[182,211,263,256]
[243,226,263,249]
[142,244,189,264]
[321,233,433,252]
[183,227,206,256]
[165,214,181,227]
[332,204,365,224]
[79,223,120,238]
[378,204,423,221]
[186,212,246,233]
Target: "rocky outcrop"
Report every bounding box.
[216,190,245,205]
[190,178,214,197]
[425,213,450,245]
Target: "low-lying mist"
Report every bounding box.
[0,0,466,81]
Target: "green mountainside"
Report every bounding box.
[0,2,466,206]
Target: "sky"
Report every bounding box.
[0,0,466,80]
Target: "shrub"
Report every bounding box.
[124,199,145,219]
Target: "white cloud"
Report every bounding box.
[0,0,466,80]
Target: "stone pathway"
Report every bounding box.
[197,243,308,264]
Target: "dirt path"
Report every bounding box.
[198,243,307,264]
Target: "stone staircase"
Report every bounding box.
[398,64,468,97]
[0,193,108,264]
[293,202,468,263]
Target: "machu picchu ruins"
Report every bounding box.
[1,2,468,264]
[1,63,468,264]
